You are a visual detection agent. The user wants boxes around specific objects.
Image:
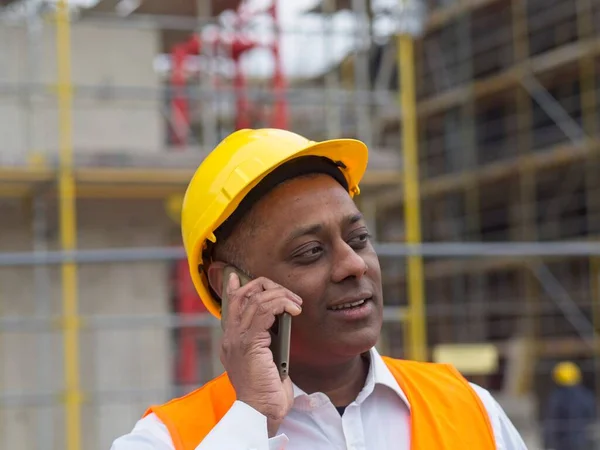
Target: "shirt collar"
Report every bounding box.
[291,346,410,409]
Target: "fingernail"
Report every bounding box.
[295,304,302,312]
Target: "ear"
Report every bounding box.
[207,260,227,299]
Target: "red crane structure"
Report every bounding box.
[170,0,288,388]
[169,0,287,147]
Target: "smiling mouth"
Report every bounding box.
[328,297,372,311]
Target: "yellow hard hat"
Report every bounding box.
[552,361,581,386]
[181,128,369,318]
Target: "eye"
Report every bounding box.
[293,243,324,263]
[348,232,371,249]
[302,246,323,256]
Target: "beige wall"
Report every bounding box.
[0,17,200,450]
[0,199,177,450]
[0,22,164,164]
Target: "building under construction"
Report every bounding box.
[0,0,599,449]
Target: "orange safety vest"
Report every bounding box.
[144,357,496,450]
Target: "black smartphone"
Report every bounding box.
[221,265,292,379]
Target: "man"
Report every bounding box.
[112,128,528,450]
[543,361,596,450]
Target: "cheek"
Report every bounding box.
[282,271,328,314]
[252,260,328,310]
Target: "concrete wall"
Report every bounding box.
[0,18,177,449]
[0,198,177,450]
[0,21,164,164]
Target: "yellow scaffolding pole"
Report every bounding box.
[397,9,427,362]
[55,2,81,450]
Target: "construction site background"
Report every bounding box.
[1,0,599,449]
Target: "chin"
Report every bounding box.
[334,328,380,357]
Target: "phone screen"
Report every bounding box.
[221,265,291,379]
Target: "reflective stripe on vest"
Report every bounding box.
[143,358,496,450]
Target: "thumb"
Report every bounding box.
[226,270,240,296]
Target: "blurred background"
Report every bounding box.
[1,0,599,449]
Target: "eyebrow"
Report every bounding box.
[346,213,363,226]
[285,213,364,244]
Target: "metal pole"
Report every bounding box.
[323,0,341,138]
[0,307,406,332]
[23,4,54,448]
[374,242,600,257]
[533,264,597,346]
[55,2,81,450]
[11,241,600,266]
[0,81,398,107]
[24,0,42,162]
[397,0,427,362]
[270,0,288,130]
[352,0,373,146]
[454,8,486,345]
[197,0,217,150]
[512,0,538,396]
[521,75,587,146]
[33,194,54,450]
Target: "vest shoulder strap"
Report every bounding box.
[383,357,497,450]
[143,372,236,450]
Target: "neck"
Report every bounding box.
[290,353,369,407]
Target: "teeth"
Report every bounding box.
[331,299,366,310]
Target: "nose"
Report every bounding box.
[330,241,368,283]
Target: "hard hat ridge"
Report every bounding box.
[211,155,349,244]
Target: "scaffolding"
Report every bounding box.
[372,0,600,428]
[1,0,599,449]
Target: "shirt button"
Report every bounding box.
[309,398,317,408]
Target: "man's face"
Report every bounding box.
[240,174,383,367]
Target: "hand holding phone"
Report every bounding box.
[218,266,301,435]
[221,265,292,379]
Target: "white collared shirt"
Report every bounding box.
[111,348,528,450]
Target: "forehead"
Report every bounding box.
[251,174,358,230]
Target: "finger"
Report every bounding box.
[226,276,302,320]
[226,271,241,296]
[250,278,303,305]
[219,272,241,326]
[245,302,300,337]
[240,297,302,333]
[252,277,294,295]
[238,290,298,331]
[225,273,262,320]
[233,277,289,299]
[228,276,265,303]
[247,287,303,307]
[250,299,301,335]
